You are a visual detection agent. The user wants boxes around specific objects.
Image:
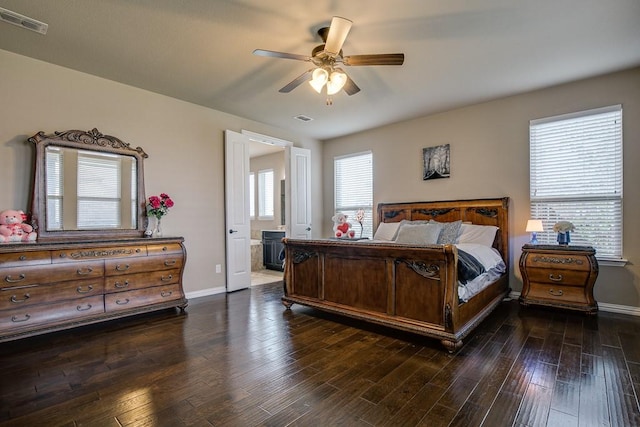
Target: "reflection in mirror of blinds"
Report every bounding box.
[45,147,137,231]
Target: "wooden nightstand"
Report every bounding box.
[519,244,599,314]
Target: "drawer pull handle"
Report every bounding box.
[116,298,130,305]
[77,267,93,275]
[77,285,94,294]
[115,264,130,271]
[11,314,31,323]
[10,293,31,303]
[19,255,26,261]
[136,248,141,253]
[162,246,168,251]
[164,260,177,267]
[161,275,173,282]
[161,290,173,297]
[115,281,129,289]
[76,304,93,312]
[5,274,26,283]
[548,274,563,282]
[548,288,564,297]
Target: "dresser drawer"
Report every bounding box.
[525,253,590,271]
[147,243,184,256]
[0,295,105,331]
[0,251,52,267]
[526,283,589,305]
[524,268,590,287]
[105,268,181,293]
[105,283,183,312]
[51,245,147,263]
[1,262,104,287]
[0,278,105,311]
[104,254,184,276]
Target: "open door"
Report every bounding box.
[224,130,251,292]
[286,146,312,239]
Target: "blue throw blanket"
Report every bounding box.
[457,249,486,285]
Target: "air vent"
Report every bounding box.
[293,114,313,122]
[0,7,48,35]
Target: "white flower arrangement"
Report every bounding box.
[553,221,575,233]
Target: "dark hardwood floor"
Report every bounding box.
[1,282,639,426]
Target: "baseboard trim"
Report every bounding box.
[508,291,640,317]
[186,286,226,299]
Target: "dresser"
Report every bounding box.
[519,244,598,314]
[0,237,187,342]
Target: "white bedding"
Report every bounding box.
[456,243,506,302]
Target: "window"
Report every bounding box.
[258,169,274,219]
[335,151,373,238]
[249,172,255,219]
[529,105,623,260]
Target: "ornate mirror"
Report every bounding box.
[29,128,148,241]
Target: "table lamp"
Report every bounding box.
[526,219,544,244]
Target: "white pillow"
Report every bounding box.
[395,222,442,245]
[373,222,401,241]
[457,224,499,247]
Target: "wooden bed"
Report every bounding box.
[281,197,510,352]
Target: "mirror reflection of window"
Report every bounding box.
[45,147,137,230]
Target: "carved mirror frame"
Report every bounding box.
[29,128,148,241]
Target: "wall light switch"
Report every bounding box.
[215,264,221,273]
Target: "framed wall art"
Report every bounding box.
[423,144,450,180]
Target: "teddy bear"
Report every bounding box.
[332,212,355,239]
[0,209,37,243]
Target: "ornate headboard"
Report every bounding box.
[377,197,510,268]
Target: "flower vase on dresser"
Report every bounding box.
[154,217,163,237]
[146,193,174,238]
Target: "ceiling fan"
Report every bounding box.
[253,16,404,104]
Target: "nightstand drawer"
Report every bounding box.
[527,283,589,305]
[525,268,590,287]
[525,253,590,271]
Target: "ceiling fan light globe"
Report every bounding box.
[309,68,328,93]
[326,70,347,95]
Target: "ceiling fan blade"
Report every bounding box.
[279,69,314,93]
[343,75,360,96]
[324,16,353,56]
[343,53,405,66]
[253,49,310,62]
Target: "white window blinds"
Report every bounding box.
[529,105,623,259]
[335,151,373,238]
[77,152,122,229]
[258,169,274,219]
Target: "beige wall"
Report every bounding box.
[250,151,285,237]
[323,67,640,309]
[0,49,323,296]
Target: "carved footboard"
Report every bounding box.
[282,239,502,352]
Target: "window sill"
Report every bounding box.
[597,258,628,267]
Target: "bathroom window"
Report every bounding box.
[249,172,255,219]
[258,169,274,220]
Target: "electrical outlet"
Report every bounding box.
[215,264,221,273]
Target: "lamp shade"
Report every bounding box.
[526,219,544,232]
[326,70,347,95]
[309,68,328,93]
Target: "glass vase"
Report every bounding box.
[154,217,163,237]
[557,231,570,245]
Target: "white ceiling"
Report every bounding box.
[1,1,639,141]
